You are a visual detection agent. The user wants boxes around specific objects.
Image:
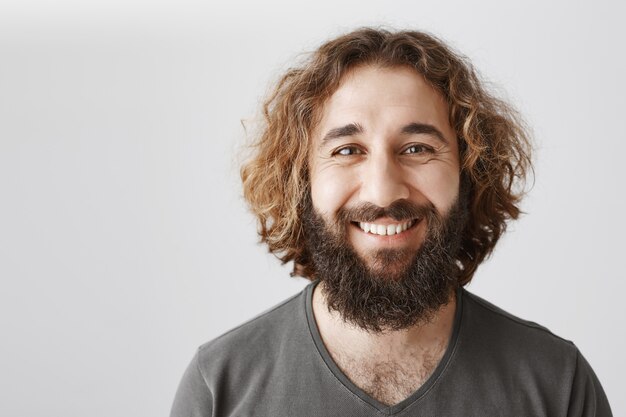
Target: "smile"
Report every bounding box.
[356,219,417,236]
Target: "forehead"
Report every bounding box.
[314,65,454,143]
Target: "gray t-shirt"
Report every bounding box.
[171,281,612,416]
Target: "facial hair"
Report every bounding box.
[301,190,468,333]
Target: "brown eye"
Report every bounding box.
[403,144,433,155]
[335,146,362,156]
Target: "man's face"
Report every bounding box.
[309,65,461,274]
[306,65,464,332]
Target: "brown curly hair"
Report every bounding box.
[240,28,532,286]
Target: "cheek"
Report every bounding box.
[409,165,460,211]
[310,167,359,215]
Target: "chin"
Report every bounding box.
[361,250,417,281]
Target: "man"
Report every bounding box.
[171,28,612,416]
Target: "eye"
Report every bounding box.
[333,146,363,156]
[402,144,434,155]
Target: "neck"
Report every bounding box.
[311,281,457,361]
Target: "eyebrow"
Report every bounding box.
[401,122,448,144]
[321,122,448,144]
[321,122,364,142]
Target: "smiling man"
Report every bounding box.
[171,28,612,416]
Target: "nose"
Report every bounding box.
[359,152,410,208]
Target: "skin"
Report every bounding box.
[310,64,460,273]
[308,64,461,405]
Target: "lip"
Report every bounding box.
[350,218,423,245]
[355,216,414,227]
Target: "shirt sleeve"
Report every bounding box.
[170,350,213,417]
[567,348,612,417]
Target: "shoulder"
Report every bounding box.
[195,284,310,379]
[170,286,312,417]
[462,288,574,344]
[450,289,613,416]
[459,289,578,372]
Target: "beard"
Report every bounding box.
[301,189,469,333]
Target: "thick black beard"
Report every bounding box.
[302,191,468,333]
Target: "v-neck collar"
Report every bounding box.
[304,280,464,415]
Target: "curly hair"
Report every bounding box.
[240,28,532,286]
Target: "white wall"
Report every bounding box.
[1,0,624,415]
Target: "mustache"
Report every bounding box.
[336,199,438,223]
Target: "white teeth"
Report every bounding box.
[358,220,416,235]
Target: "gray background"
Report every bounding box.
[1,0,624,416]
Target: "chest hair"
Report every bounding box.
[330,343,446,406]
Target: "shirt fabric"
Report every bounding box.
[170,281,612,416]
